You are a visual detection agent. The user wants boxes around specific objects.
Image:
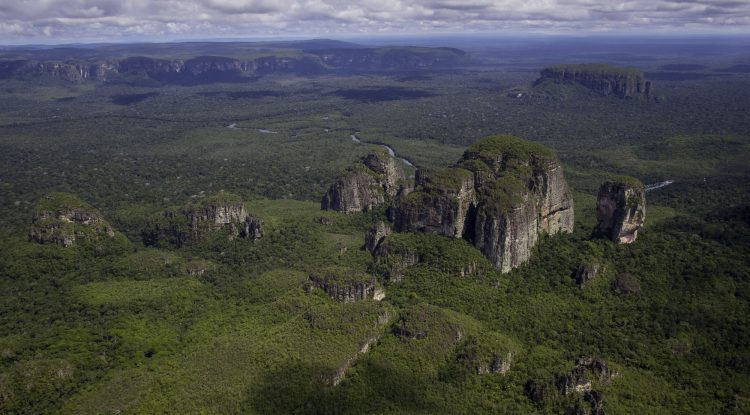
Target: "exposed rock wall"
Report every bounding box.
[537,63,651,99]
[394,168,475,238]
[0,47,468,83]
[307,267,385,302]
[144,193,263,246]
[392,135,574,272]
[321,151,405,213]
[596,178,646,244]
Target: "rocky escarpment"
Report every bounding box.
[0,46,469,84]
[29,193,116,247]
[321,150,405,213]
[0,59,119,82]
[596,177,646,244]
[142,192,263,247]
[536,63,651,99]
[392,135,574,273]
[306,267,385,302]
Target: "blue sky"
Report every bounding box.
[1,0,749,44]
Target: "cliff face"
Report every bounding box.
[392,135,574,273]
[321,151,405,213]
[0,60,119,82]
[0,47,468,84]
[394,168,475,238]
[536,64,651,99]
[306,267,385,303]
[29,193,115,247]
[596,178,646,244]
[143,192,263,247]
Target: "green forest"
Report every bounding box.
[1,40,749,414]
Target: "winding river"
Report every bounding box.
[351,133,414,167]
[645,180,674,192]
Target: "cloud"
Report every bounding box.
[0,0,748,43]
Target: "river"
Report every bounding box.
[645,180,674,192]
[350,133,414,167]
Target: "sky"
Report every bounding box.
[1,0,749,44]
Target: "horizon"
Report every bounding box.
[4,32,750,49]
[1,0,749,46]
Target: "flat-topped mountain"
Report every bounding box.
[535,63,652,99]
[0,44,469,84]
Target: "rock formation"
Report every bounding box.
[394,168,475,238]
[456,334,516,375]
[596,177,646,244]
[306,267,385,303]
[0,47,468,84]
[536,63,651,99]
[392,135,574,272]
[574,263,600,287]
[527,357,615,415]
[364,221,392,253]
[29,193,115,247]
[372,236,422,283]
[143,192,263,247]
[321,150,405,213]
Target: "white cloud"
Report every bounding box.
[0,0,748,43]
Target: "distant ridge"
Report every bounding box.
[0,42,470,84]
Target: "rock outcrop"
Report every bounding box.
[306,267,385,303]
[527,357,615,415]
[394,168,475,238]
[321,150,405,213]
[596,177,646,244]
[364,221,392,253]
[456,334,517,375]
[392,135,574,272]
[29,193,115,247]
[574,263,600,287]
[536,63,651,99]
[143,192,263,247]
